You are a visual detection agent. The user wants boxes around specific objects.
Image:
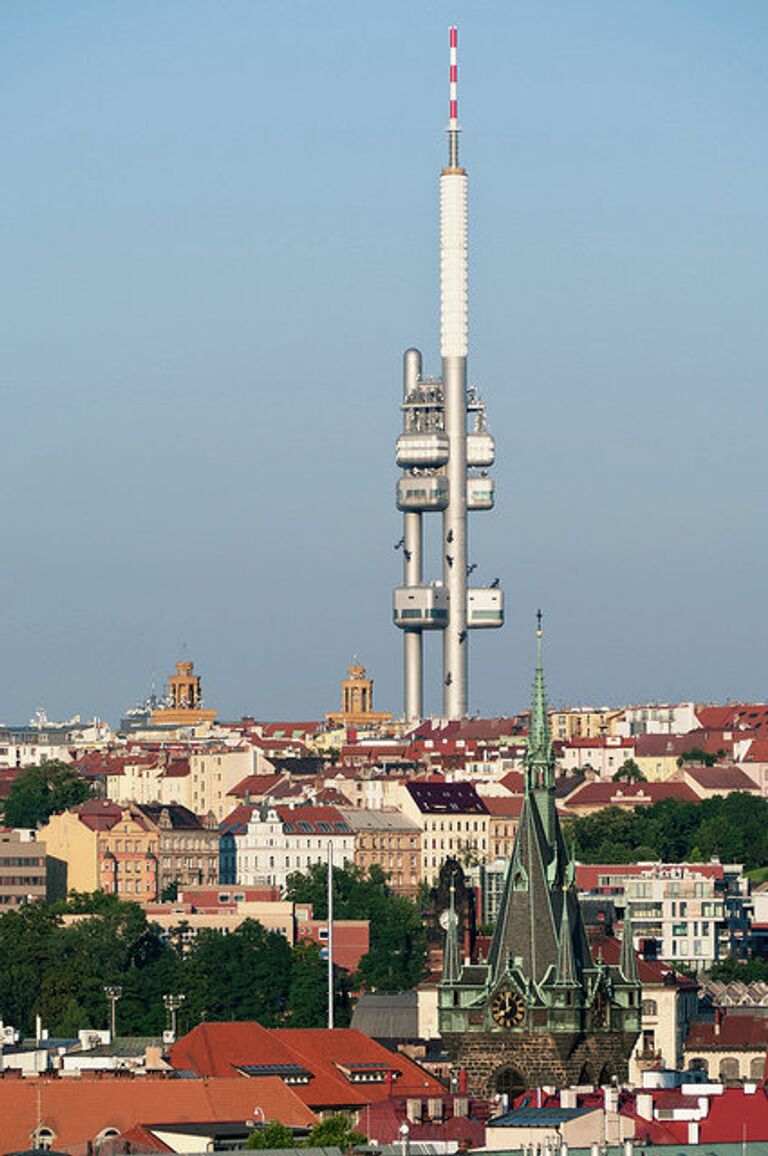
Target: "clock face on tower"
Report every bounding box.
[491,988,526,1028]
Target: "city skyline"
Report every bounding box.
[2,2,766,724]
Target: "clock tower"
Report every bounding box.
[438,620,640,1096]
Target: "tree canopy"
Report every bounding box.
[245,1115,366,1151]
[2,760,92,828]
[612,758,646,783]
[245,1121,296,1149]
[0,894,350,1038]
[285,862,426,992]
[567,792,768,870]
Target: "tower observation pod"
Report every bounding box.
[393,28,504,722]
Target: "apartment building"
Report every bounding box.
[0,828,46,907]
[401,782,489,885]
[42,800,218,903]
[41,800,159,901]
[238,805,355,891]
[548,707,623,742]
[577,861,751,971]
[105,746,267,822]
[338,808,422,897]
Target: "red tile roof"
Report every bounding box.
[564,781,698,807]
[696,705,741,729]
[483,796,524,817]
[314,787,355,805]
[73,799,124,830]
[219,803,257,834]
[169,1023,443,1109]
[0,1074,315,1153]
[596,934,696,988]
[635,731,734,759]
[499,771,525,794]
[686,1013,768,1050]
[274,806,351,834]
[260,722,323,738]
[685,764,759,791]
[630,1085,768,1145]
[160,758,190,779]
[563,737,635,749]
[576,862,724,891]
[227,773,285,798]
[270,1028,445,1100]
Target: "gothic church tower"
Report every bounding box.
[438,621,640,1096]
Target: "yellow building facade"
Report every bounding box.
[548,706,624,742]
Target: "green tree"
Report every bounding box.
[708,957,768,983]
[677,747,722,768]
[245,1121,296,1149]
[304,1114,366,1149]
[3,760,92,829]
[285,863,427,993]
[184,919,292,1025]
[612,759,646,783]
[568,792,768,872]
[0,902,64,1034]
[287,940,329,1028]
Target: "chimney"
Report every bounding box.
[636,1093,654,1121]
[604,1086,619,1113]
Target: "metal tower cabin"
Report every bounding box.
[393,28,503,721]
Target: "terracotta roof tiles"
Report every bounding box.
[0,1074,315,1153]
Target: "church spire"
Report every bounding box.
[619,909,639,984]
[525,611,554,793]
[441,875,461,985]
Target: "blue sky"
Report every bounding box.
[1,1,766,724]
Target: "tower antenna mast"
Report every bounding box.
[392,28,503,720]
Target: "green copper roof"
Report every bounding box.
[525,618,554,793]
[619,909,639,984]
[441,877,461,985]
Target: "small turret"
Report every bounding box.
[441,877,461,986]
[525,611,554,792]
[554,891,579,988]
[619,909,639,984]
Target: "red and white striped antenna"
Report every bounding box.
[449,26,459,127]
[447,26,461,168]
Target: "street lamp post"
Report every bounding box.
[163,993,186,1042]
[399,1123,410,1156]
[103,985,122,1040]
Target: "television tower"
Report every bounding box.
[393,28,503,721]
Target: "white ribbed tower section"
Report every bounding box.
[441,30,469,719]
